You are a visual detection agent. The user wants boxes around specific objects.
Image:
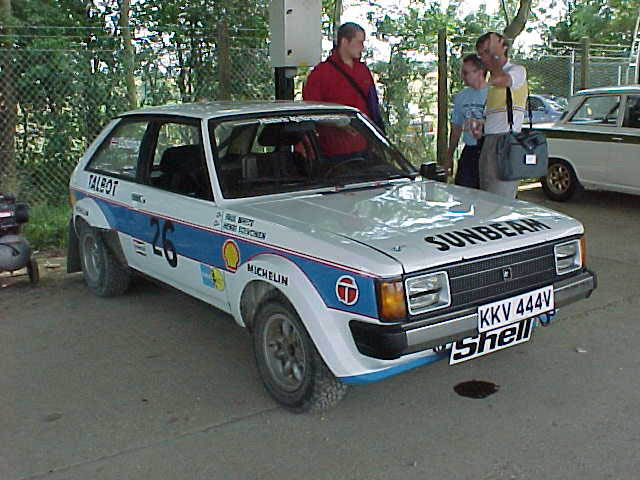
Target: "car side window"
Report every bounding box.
[569,95,620,126]
[622,95,640,129]
[149,122,213,201]
[88,120,148,179]
[528,97,544,112]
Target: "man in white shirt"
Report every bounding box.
[476,32,528,198]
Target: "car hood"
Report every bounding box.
[236,181,583,273]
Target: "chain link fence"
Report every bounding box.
[515,41,637,99]
[0,27,274,206]
[3,28,638,206]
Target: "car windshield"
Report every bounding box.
[211,112,416,199]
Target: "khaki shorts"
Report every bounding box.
[479,134,520,199]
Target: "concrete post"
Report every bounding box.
[580,36,590,91]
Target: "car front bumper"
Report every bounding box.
[349,269,597,361]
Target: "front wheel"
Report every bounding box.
[79,226,130,297]
[253,298,348,413]
[541,159,580,202]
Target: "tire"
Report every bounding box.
[79,226,130,297]
[542,158,580,202]
[253,298,348,413]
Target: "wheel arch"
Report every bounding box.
[229,253,360,378]
[73,196,113,232]
[74,208,128,269]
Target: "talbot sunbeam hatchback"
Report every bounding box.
[67,102,597,412]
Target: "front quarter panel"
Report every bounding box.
[228,253,379,378]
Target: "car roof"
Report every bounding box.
[575,84,640,96]
[119,101,359,120]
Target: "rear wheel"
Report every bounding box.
[79,226,130,297]
[542,158,580,201]
[253,298,348,413]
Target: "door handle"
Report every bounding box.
[611,137,624,141]
[131,193,146,203]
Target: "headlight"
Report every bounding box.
[405,271,451,315]
[554,238,583,275]
[376,278,407,322]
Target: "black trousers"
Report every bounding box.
[454,139,483,189]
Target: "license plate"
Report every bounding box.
[450,318,534,365]
[477,285,554,333]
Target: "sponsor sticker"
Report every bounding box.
[201,264,225,290]
[247,264,288,286]
[336,275,359,306]
[450,317,534,365]
[222,240,240,272]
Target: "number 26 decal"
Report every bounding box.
[150,217,178,267]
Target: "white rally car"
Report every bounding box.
[67,102,596,412]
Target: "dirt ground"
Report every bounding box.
[2,187,640,480]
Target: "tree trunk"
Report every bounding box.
[333,0,342,46]
[437,29,448,167]
[120,0,138,109]
[217,21,231,100]
[503,0,533,41]
[0,0,18,193]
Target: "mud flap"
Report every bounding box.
[66,218,82,273]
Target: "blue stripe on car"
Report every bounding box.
[74,190,379,318]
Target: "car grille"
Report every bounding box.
[408,242,562,320]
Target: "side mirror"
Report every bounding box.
[419,162,447,182]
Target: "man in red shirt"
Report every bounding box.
[303,23,384,157]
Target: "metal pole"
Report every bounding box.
[618,64,622,85]
[570,49,575,96]
[275,67,295,100]
[580,36,590,91]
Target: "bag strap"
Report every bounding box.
[505,78,533,133]
[327,58,369,104]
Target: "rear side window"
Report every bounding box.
[568,95,620,126]
[528,97,544,111]
[153,123,202,168]
[88,121,148,179]
[148,122,212,201]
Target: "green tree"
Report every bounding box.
[0,0,17,192]
[548,0,640,45]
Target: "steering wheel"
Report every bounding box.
[322,156,367,178]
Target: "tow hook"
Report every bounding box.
[538,310,557,327]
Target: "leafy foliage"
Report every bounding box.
[548,0,640,45]
[3,0,272,204]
